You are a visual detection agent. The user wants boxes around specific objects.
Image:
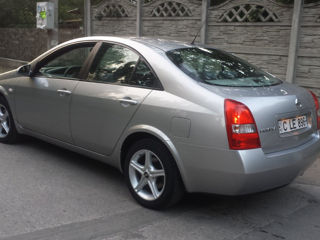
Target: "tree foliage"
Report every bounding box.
[0,0,102,28]
[0,0,37,27]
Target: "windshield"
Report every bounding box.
[166,47,282,87]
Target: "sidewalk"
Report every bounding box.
[297,156,320,186]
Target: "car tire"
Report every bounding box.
[0,96,19,144]
[124,138,184,209]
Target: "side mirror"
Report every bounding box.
[18,64,33,77]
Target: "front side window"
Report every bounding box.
[39,44,94,79]
[166,47,282,87]
[88,43,139,84]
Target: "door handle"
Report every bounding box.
[119,98,138,106]
[57,89,72,96]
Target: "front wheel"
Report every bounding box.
[124,138,184,209]
[0,96,19,143]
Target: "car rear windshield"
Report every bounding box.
[166,47,282,87]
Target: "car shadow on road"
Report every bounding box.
[18,135,123,180]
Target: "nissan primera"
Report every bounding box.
[0,37,319,209]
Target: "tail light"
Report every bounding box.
[309,91,320,130]
[225,99,261,150]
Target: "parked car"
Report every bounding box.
[0,37,319,209]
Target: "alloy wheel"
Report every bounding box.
[128,149,166,201]
[0,104,10,138]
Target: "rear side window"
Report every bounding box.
[128,60,157,88]
[166,47,282,87]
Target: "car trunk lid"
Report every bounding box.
[201,82,317,153]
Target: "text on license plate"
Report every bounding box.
[278,115,308,134]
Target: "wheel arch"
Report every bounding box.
[0,85,18,128]
[0,86,12,111]
[119,125,187,189]
[0,85,9,99]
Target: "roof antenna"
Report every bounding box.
[191,19,206,45]
[191,27,201,45]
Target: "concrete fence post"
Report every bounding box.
[200,0,210,45]
[84,0,92,36]
[47,0,59,49]
[286,0,303,83]
[137,0,142,37]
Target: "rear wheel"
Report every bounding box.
[0,96,19,143]
[124,138,184,209]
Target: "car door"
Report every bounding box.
[70,42,161,155]
[14,42,97,143]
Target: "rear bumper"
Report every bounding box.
[177,131,320,195]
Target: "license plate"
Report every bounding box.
[278,115,308,134]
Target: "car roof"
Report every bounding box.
[31,36,203,66]
[64,36,197,52]
[130,37,196,52]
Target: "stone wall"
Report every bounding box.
[91,0,320,95]
[0,28,48,61]
[0,28,84,62]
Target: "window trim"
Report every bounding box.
[81,41,164,91]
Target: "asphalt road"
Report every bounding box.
[0,136,320,240]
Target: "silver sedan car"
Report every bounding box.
[0,37,319,209]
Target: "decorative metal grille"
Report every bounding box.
[218,4,280,22]
[95,4,129,19]
[151,1,192,17]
